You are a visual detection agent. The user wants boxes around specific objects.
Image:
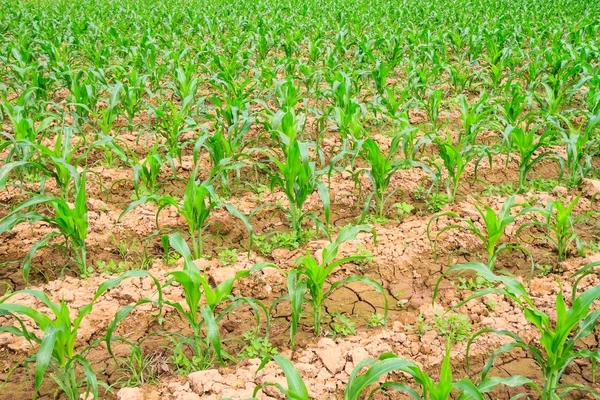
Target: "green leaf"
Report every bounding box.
[476,375,539,395]
[345,353,417,400]
[35,325,59,394]
[453,378,485,400]
[201,306,222,363]
[224,203,254,250]
[75,354,99,400]
[273,355,310,399]
[288,269,307,348]
[22,232,61,284]
[322,225,372,265]
[316,181,330,226]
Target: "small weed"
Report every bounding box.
[250,183,272,203]
[391,201,414,221]
[354,245,375,272]
[535,263,562,277]
[406,314,431,337]
[111,235,140,260]
[425,192,449,213]
[363,214,390,225]
[368,313,386,328]
[240,328,278,359]
[217,248,238,266]
[116,343,160,387]
[330,313,357,338]
[481,182,516,197]
[414,185,449,213]
[584,237,600,253]
[94,260,131,275]
[455,276,494,291]
[391,290,408,309]
[434,312,471,342]
[170,347,207,374]
[162,249,181,266]
[485,298,498,312]
[527,178,560,193]
[254,230,317,256]
[396,299,408,309]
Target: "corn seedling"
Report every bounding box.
[360,134,405,219]
[252,355,309,399]
[345,346,535,400]
[428,196,530,269]
[458,92,491,145]
[432,135,473,203]
[259,140,330,237]
[273,225,386,347]
[509,124,559,193]
[558,113,600,188]
[132,147,172,198]
[0,176,89,280]
[518,195,587,262]
[0,270,162,400]
[120,168,252,258]
[434,262,600,400]
[155,234,268,370]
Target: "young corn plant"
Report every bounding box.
[445,62,479,95]
[260,140,330,237]
[132,147,172,198]
[261,108,306,156]
[437,139,467,204]
[0,176,89,281]
[458,92,491,145]
[558,113,600,188]
[0,270,162,400]
[172,65,199,101]
[36,129,85,199]
[329,72,366,144]
[94,83,122,138]
[69,70,99,119]
[274,225,387,347]
[118,67,148,127]
[535,81,570,118]
[370,59,393,95]
[422,88,444,133]
[360,135,406,220]
[518,195,586,262]
[434,262,600,400]
[210,99,253,159]
[332,101,365,144]
[496,83,529,131]
[431,134,487,204]
[427,196,529,269]
[252,355,309,399]
[398,115,430,162]
[0,88,55,144]
[148,96,198,161]
[209,75,255,135]
[120,168,252,259]
[587,84,600,115]
[345,347,535,400]
[90,132,131,170]
[0,128,83,201]
[376,87,410,122]
[509,124,559,193]
[200,128,250,197]
[126,234,268,372]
